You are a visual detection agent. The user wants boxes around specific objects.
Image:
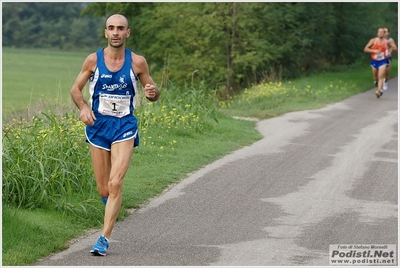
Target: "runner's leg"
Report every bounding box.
[372,67,378,86]
[90,145,111,198]
[377,65,387,92]
[103,138,135,239]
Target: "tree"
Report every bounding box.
[2,2,103,51]
[8,2,395,95]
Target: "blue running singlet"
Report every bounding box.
[85,48,140,150]
[89,48,138,117]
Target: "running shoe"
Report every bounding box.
[101,197,108,205]
[375,90,380,98]
[383,82,388,90]
[380,90,383,96]
[374,80,378,86]
[90,235,109,256]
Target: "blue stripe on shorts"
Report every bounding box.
[85,115,139,151]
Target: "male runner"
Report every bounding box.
[383,27,397,90]
[364,28,393,98]
[70,14,160,256]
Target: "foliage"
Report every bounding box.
[2,2,398,94]
[2,2,103,51]
[2,112,98,215]
[136,80,219,136]
[78,2,398,95]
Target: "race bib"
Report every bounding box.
[374,52,385,61]
[98,93,131,117]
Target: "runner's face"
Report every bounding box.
[377,28,385,38]
[384,28,389,38]
[105,16,130,48]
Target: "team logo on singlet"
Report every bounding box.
[102,75,128,91]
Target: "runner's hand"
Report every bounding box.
[145,84,158,100]
[80,106,96,126]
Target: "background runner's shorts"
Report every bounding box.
[370,59,388,70]
[85,115,139,151]
[386,56,392,66]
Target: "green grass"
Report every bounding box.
[221,62,398,119]
[2,48,397,266]
[2,205,92,266]
[2,47,88,120]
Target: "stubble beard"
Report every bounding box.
[109,38,125,49]
[110,42,124,49]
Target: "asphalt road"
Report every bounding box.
[36,77,398,266]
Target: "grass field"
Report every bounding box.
[2,47,89,120]
[2,47,397,266]
[220,62,397,119]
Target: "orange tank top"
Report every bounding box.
[371,38,387,61]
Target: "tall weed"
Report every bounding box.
[2,111,98,215]
[136,81,219,142]
[2,81,219,216]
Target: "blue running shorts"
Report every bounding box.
[370,59,388,70]
[85,115,139,151]
[386,56,392,67]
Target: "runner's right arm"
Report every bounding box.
[71,53,97,126]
